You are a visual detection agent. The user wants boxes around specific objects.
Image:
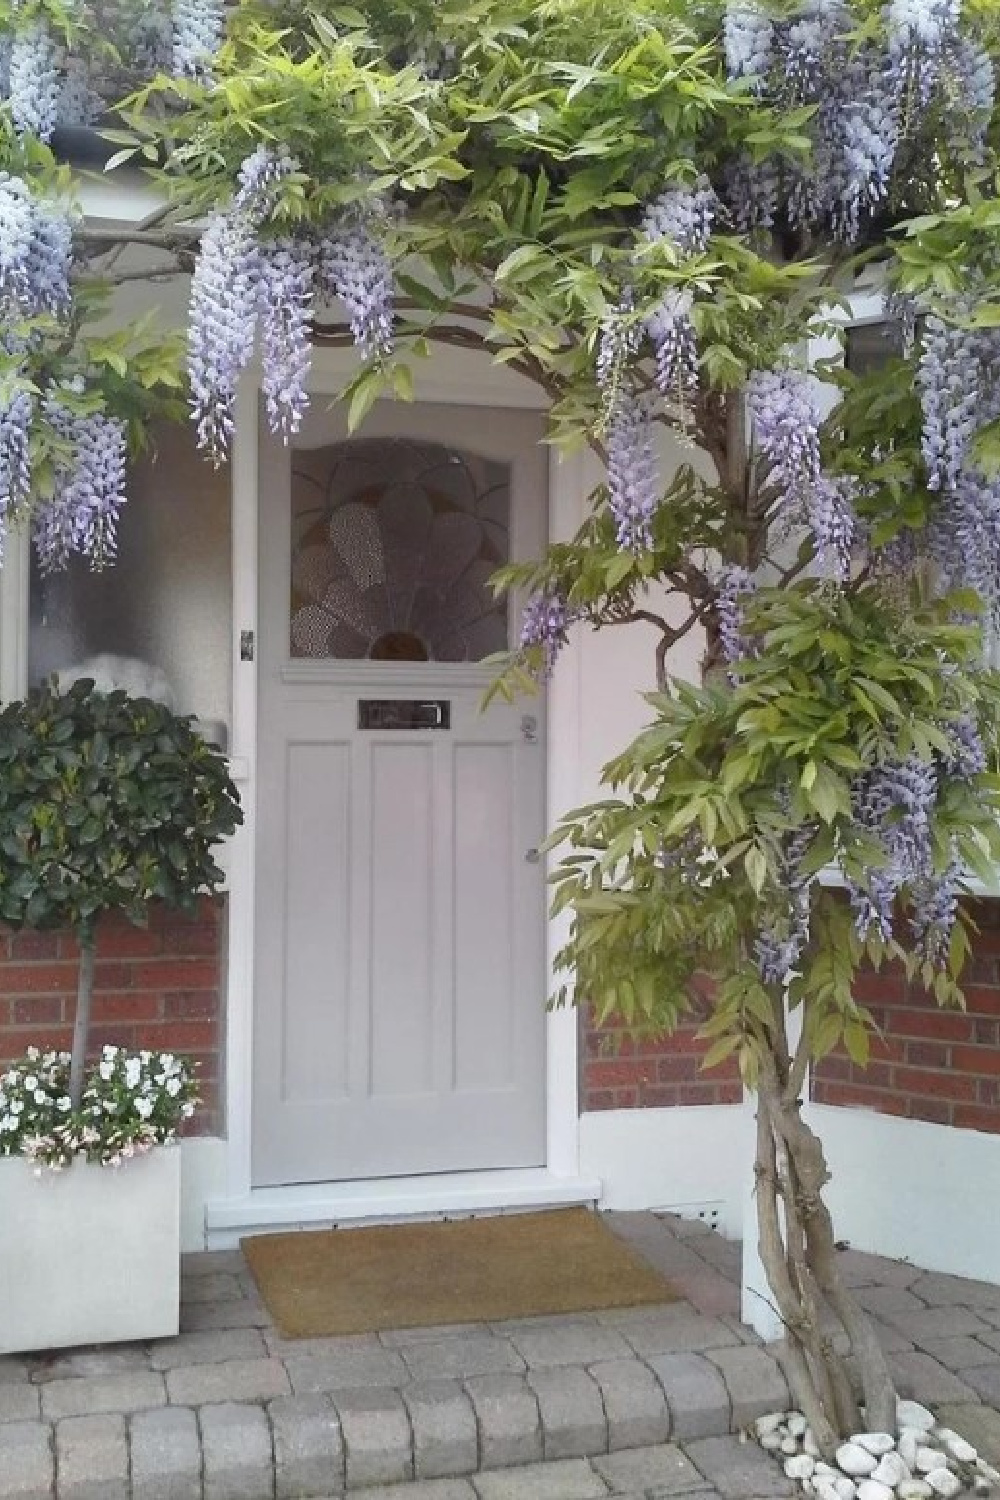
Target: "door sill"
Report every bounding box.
[204,1167,602,1248]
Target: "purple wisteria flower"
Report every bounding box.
[755,825,815,986]
[747,369,822,507]
[7,20,60,141]
[887,0,960,107]
[0,391,33,555]
[519,589,580,678]
[605,396,661,553]
[596,295,641,396]
[848,757,938,942]
[33,399,128,573]
[316,223,395,361]
[187,207,261,460]
[172,0,226,78]
[808,475,857,582]
[642,186,717,256]
[715,564,755,678]
[645,291,698,402]
[0,173,72,319]
[256,238,316,440]
[235,148,299,219]
[918,314,992,492]
[723,2,774,90]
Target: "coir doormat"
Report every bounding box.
[241,1207,677,1338]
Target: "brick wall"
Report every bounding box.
[0,897,226,1136]
[580,1006,743,1112]
[811,900,1000,1134]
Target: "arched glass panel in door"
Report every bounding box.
[289,439,511,663]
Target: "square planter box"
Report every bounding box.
[0,1146,181,1354]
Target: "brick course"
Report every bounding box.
[580,1006,742,1113]
[0,897,226,1135]
[811,899,1000,1135]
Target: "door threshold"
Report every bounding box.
[204,1167,602,1248]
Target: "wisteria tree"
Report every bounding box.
[4,0,1000,1449]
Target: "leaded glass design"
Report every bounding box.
[289,439,511,662]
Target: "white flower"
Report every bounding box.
[102,1045,118,1058]
[33,1089,46,1105]
[135,1096,154,1119]
[25,1046,39,1061]
[98,1062,114,1081]
[140,1050,151,1063]
[165,1077,182,1097]
[23,1074,37,1091]
[57,1096,71,1112]
[1,1115,16,1132]
[181,1102,194,1118]
[124,1058,142,1090]
[10,1100,23,1115]
[161,1053,175,1069]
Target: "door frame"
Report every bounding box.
[220,343,594,1221]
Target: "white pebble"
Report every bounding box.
[814,1462,838,1478]
[872,1452,909,1488]
[899,1433,921,1470]
[760,1430,783,1451]
[782,1436,800,1455]
[897,1402,936,1433]
[854,1433,896,1456]
[943,1434,977,1464]
[915,1448,945,1474]
[786,1454,816,1480]
[856,1483,892,1500]
[837,1443,878,1477]
[788,1412,808,1438]
[978,1460,1000,1483]
[756,1412,786,1437]
[897,1484,933,1500]
[813,1482,840,1500]
[925,1470,962,1499]
[833,1480,857,1500]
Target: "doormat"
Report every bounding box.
[241,1207,678,1338]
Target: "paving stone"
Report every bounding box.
[659,1215,714,1240]
[359,1481,477,1500]
[403,1380,479,1479]
[150,1326,268,1370]
[646,1353,730,1440]
[129,1406,203,1500]
[55,1414,128,1500]
[671,1272,739,1320]
[34,1346,151,1381]
[888,1349,982,1405]
[165,1355,290,1405]
[402,1336,526,1382]
[333,1388,413,1489]
[705,1347,788,1430]
[917,1335,997,1371]
[836,1250,922,1289]
[284,1346,408,1394]
[182,1249,247,1277]
[0,1384,39,1423]
[180,1272,246,1304]
[886,1305,991,1341]
[974,1328,1000,1356]
[270,1392,345,1498]
[868,1318,915,1354]
[716,1318,763,1349]
[472,1458,608,1500]
[592,1442,708,1494]
[381,1324,489,1348]
[507,1326,633,1371]
[264,1330,381,1360]
[686,1435,795,1499]
[0,1357,29,1385]
[935,1402,1000,1468]
[465,1374,543,1470]
[909,1272,1000,1309]
[0,1421,54,1500]
[613,1310,737,1358]
[589,1360,670,1451]
[525,1368,606,1459]
[955,1362,1000,1404]
[40,1371,167,1421]
[180,1297,272,1332]
[200,1400,274,1500]
[855,1286,929,1320]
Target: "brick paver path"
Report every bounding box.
[3,1212,1000,1498]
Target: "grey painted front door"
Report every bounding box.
[253,401,549,1186]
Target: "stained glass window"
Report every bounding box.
[289,439,510,662]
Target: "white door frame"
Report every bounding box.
[213,345,599,1234]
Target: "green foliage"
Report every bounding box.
[0,681,242,938]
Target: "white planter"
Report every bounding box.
[0,1146,181,1354]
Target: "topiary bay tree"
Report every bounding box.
[3,0,1000,1449]
[0,681,242,1108]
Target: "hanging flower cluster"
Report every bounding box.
[172,0,226,79]
[32,393,128,573]
[0,172,73,318]
[519,590,583,678]
[188,148,397,462]
[720,0,994,241]
[605,396,662,553]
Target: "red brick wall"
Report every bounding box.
[811,901,1000,1134]
[580,1007,743,1112]
[0,897,226,1136]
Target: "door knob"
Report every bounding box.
[525,847,541,864]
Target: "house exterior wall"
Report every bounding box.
[0,897,226,1137]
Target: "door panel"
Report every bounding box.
[253,402,548,1187]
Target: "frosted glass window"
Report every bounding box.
[290,439,510,663]
[28,422,232,740]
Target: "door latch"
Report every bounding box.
[240,630,255,662]
[521,715,538,743]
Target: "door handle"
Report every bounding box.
[525,848,541,864]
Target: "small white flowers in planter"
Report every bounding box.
[0,1045,198,1172]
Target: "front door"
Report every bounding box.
[253,401,548,1186]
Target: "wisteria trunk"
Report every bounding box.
[68,939,96,1112]
[752,1011,897,1454]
